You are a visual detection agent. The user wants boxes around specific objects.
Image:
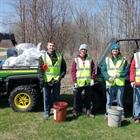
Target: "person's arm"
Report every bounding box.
[101,60,110,80]
[130,58,135,82]
[119,60,129,77]
[60,56,67,80]
[71,60,77,83]
[91,60,96,80]
[38,56,44,81]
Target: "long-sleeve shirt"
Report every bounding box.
[38,51,67,82]
[71,54,96,83]
[101,56,129,80]
[130,58,140,86]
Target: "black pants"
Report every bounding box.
[73,86,92,111]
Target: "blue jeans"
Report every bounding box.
[134,86,140,118]
[105,85,125,117]
[43,82,60,114]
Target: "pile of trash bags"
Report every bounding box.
[2,43,43,67]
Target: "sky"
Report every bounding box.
[0,0,13,32]
[0,0,103,32]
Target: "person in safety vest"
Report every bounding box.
[71,44,96,118]
[101,44,129,121]
[38,40,67,119]
[130,49,140,123]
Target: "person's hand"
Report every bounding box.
[53,77,62,84]
[131,82,135,88]
[58,76,62,81]
[48,81,53,86]
[48,79,54,86]
[115,73,120,77]
[54,80,60,84]
[74,83,78,88]
[90,80,94,86]
[109,77,114,83]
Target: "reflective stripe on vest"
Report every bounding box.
[42,52,62,82]
[134,52,140,82]
[105,57,125,86]
[75,57,92,86]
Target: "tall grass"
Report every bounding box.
[0,93,140,140]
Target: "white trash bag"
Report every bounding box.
[3,43,42,67]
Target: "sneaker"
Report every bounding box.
[72,110,78,117]
[88,114,95,118]
[44,112,50,119]
[134,118,140,124]
[86,110,94,118]
[104,116,108,120]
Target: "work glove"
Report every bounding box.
[131,82,135,88]
[48,81,53,86]
[90,80,94,87]
[74,83,78,88]
[48,79,54,86]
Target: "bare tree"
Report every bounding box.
[5,0,140,62]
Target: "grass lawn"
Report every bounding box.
[0,48,6,51]
[0,92,140,140]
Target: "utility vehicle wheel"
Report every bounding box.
[9,85,38,112]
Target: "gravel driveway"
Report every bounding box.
[0,51,6,57]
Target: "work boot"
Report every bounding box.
[104,116,108,120]
[44,111,50,119]
[86,110,94,118]
[72,110,78,118]
[134,118,140,124]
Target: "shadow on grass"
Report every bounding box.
[96,102,133,127]
[36,93,74,112]
[0,93,134,123]
[121,120,131,127]
[0,96,9,109]
[96,102,133,117]
[0,93,73,112]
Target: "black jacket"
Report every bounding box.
[38,51,67,83]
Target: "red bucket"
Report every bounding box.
[53,102,68,122]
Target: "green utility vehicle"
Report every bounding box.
[91,38,140,112]
[0,33,41,112]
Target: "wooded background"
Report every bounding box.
[1,0,140,64]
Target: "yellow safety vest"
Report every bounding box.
[42,52,62,82]
[75,56,92,86]
[134,52,140,82]
[105,57,126,86]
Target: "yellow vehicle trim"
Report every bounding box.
[11,70,37,73]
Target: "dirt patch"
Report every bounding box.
[0,51,6,57]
